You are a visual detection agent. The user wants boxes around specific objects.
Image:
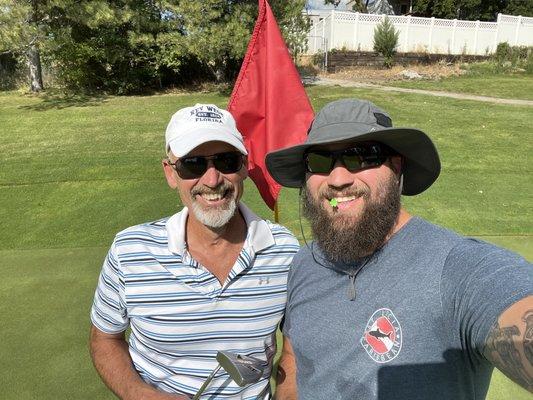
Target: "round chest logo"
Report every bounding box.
[360,308,402,363]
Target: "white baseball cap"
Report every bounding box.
[165,104,248,157]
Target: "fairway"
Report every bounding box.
[0,86,531,399]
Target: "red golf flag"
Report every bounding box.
[228,0,314,210]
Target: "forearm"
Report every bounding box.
[89,325,186,400]
[483,296,533,392]
[274,337,298,400]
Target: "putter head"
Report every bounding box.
[216,351,268,387]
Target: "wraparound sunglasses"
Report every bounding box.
[168,151,244,179]
[305,143,396,174]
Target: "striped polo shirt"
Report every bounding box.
[91,203,299,399]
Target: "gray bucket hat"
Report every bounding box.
[265,99,440,195]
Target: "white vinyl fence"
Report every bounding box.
[306,12,533,55]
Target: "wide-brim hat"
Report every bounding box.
[265,99,440,195]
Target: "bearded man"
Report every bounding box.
[89,104,299,399]
[265,99,533,399]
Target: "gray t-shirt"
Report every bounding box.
[283,217,532,400]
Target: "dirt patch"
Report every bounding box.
[318,63,467,84]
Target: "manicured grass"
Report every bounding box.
[0,247,113,400]
[2,87,531,250]
[389,71,533,100]
[2,244,530,400]
[0,87,531,399]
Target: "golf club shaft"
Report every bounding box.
[192,364,221,400]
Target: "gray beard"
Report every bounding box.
[302,173,401,265]
[190,197,237,229]
[189,182,237,229]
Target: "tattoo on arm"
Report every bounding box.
[523,310,533,367]
[484,309,533,392]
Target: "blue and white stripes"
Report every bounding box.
[91,203,299,399]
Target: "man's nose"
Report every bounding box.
[200,161,223,188]
[327,159,355,190]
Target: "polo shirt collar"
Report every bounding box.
[166,202,275,255]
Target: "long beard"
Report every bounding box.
[302,173,401,264]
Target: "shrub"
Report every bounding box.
[495,42,512,65]
[525,52,533,75]
[0,53,25,90]
[373,16,400,68]
[312,52,325,69]
[493,42,533,74]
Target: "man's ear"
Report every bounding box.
[242,156,249,176]
[162,158,179,189]
[390,155,403,176]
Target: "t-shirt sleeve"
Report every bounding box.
[282,268,294,339]
[90,241,129,333]
[282,249,303,339]
[440,238,533,358]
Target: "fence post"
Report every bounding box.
[428,17,435,52]
[451,19,457,54]
[311,20,316,53]
[324,38,328,70]
[514,15,522,45]
[330,9,335,50]
[494,13,501,52]
[473,20,480,55]
[322,16,326,51]
[353,12,360,51]
[404,15,411,52]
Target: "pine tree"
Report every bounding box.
[373,16,399,68]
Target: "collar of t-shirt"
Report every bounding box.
[165,202,275,257]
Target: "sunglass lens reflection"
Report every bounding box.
[176,152,243,179]
[307,153,333,173]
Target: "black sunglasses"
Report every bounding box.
[305,143,395,174]
[168,151,244,179]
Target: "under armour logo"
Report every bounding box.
[258,277,270,285]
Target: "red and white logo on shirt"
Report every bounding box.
[360,308,402,363]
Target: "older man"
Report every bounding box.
[266,99,532,399]
[90,104,299,399]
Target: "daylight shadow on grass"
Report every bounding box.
[19,91,108,111]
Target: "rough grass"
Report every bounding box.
[0,87,531,399]
[389,64,533,100]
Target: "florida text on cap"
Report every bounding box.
[165,104,248,157]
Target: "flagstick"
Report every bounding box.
[274,201,279,223]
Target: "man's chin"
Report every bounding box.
[304,174,401,263]
[327,205,363,222]
[190,198,238,229]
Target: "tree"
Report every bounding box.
[273,0,311,60]
[0,0,48,91]
[504,0,533,17]
[373,16,399,68]
[323,0,342,8]
[457,0,508,21]
[412,0,457,19]
[411,0,527,21]
[1,0,312,93]
[177,0,309,82]
[36,0,204,93]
